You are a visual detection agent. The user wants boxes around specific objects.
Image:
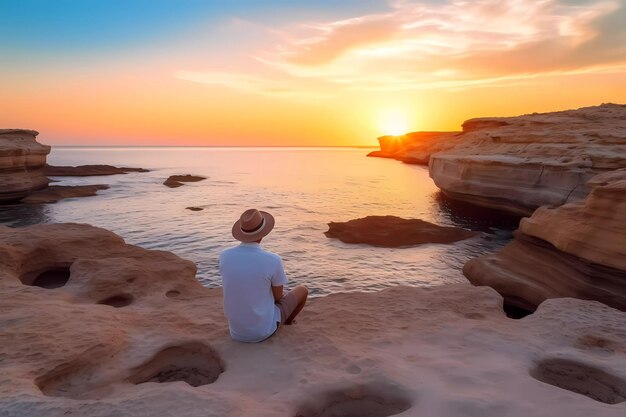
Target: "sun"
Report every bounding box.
[377,109,411,136]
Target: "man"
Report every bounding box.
[219,208,308,342]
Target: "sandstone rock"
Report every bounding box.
[20,185,109,204]
[369,104,626,215]
[1,223,626,416]
[464,170,626,312]
[325,215,479,247]
[429,104,626,215]
[368,131,462,164]
[186,206,204,211]
[520,169,626,270]
[164,175,206,188]
[0,129,51,203]
[44,164,148,176]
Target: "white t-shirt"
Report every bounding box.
[219,242,289,342]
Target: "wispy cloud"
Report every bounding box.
[178,0,626,96]
[175,70,332,99]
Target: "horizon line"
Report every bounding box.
[51,145,380,149]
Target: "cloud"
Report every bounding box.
[175,70,332,100]
[178,0,626,96]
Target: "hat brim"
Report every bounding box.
[232,211,275,242]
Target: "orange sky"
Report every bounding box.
[2,0,625,146]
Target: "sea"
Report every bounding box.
[0,147,519,296]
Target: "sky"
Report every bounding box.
[1,0,625,146]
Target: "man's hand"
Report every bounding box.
[272,285,283,303]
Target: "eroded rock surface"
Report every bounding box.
[1,223,625,417]
[370,104,626,215]
[44,164,148,176]
[464,170,626,312]
[163,175,207,188]
[0,129,51,202]
[325,215,478,247]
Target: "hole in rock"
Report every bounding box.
[21,266,72,289]
[530,358,626,404]
[294,384,412,417]
[97,293,134,308]
[503,298,534,319]
[36,345,114,399]
[128,342,224,387]
[166,290,181,298]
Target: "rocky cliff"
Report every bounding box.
[1,223,625,416]
[0,129,51,202]
[369,104,626,215]
[464,169,626,313]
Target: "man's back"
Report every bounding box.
[219,242,288,342]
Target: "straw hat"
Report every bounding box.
[232,208,275,242]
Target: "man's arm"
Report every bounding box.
[272,285,283,303]
[271,257,288,303]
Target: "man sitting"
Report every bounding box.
[219,208,308,342]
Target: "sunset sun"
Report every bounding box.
[378,109,411,136]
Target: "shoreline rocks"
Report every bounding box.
[369,104,626,215]
[20,185,110,204]
[367,131,462,164]
[44,164,148,176]
[325,215,479,247]
[164,175,207,188]
[464,170,626,312]
[0,129,51,202]
[0,130,137,205]
[1,223,625,416]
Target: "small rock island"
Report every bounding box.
[325,215,479,247]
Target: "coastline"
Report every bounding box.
[1,103,625,416]
[1,223,625,417]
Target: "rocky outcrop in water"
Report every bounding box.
[325,215,478,247]
[164,175,206,188]
[367,131,462,164]
[369,104,626,215]
[20,185,110,204]
[464,169,626,313]
[1,223,625,416]
[44,164,148,176]
[0,129,51,203]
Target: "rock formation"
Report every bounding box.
[0,129,51,203]
[20,185,110,204]
[325,215,478,247]
[367,131,462,164]
[464,169,626,313]
[369,104,626,215]
[164,175,207,188]
[44,164,148,176]
[1,223,625,416]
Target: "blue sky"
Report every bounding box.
[0,1,389,53]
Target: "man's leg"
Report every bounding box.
[277,285,308,325]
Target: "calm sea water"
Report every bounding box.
[1,147,518,296]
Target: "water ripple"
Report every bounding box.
[0,148,517,296]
